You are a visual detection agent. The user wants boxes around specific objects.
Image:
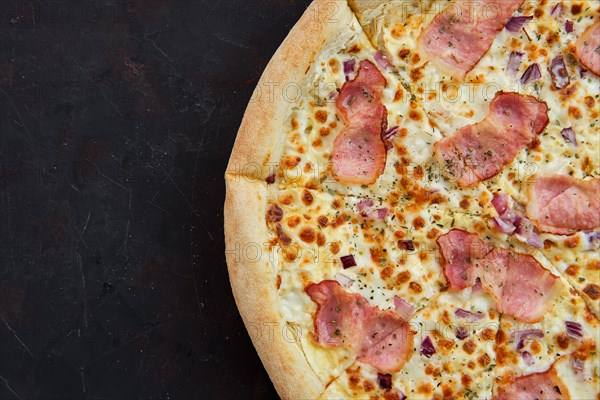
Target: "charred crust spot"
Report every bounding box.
[564,235,580,248]
[316,232,326,247]
[329,242,340,255]
[282,155,301,169]
[409,281,423,293]
[266,204,283,222]
[565,264,578,276]
[481,328,496,341]
[286,215,301,228]
[396,270,411,284]
[301,189,314,206]
[299,227,316,243]
[556,332,570,349]
[276,224,292,245]
[318,215,329,227]
[319,127,331,137]
[380,265,394,280]
[463,340,476,354]
[314,109,328,123]
[477,352,491,367]
[398,48,410,60]
[412,216,425,230]
[583,284,600,300]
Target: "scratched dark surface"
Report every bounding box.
[0,1,311,399]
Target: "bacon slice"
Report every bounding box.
[416,0,523,79]
[526,175,600,235]
[437,229,560,323]
[434,92,548,187]
[575,20,600,76]
[332,60,387,185]
[306,280,413,372]
[494,366,570,399]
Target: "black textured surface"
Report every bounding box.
[0,1,311,399]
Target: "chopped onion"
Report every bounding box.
[377,373,392,390]
[565,321,583,339]
[571,355,584,373]
[398,240,415,251]
[491,192,509,215]
[383,126,399,150]
[420,336,436,358]
[512,329,544,350]
[550,2,562,18]
[585,231,600,250]
[455,308,484,321]
[399,390,407,400]
[394,296,415,321]
[514,217,543,248]
[357,199,389,219]
[520,63,541,84]
[343,59,356,81]
[266,173,275,184]
[266,204,283,222]
[340,255,356,269]
[507,51,524,77]
[561,127,577,146]
[455,326,469,340]
[565,20,574,33]
[334,273,354,288]
[374,51,393,71]
[521,351,535,366]
[549,56,570,89]
[493,216,517,234]
[505,16,533,33]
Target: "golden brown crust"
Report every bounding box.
[226,0,355,181]
[224,175,324,399]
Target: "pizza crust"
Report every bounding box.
[225,174,327,399]
[226,0,355,182]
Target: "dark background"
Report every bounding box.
[0,1,311,399]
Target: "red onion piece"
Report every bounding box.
[512,329,544,350]
[507,52,524,77]
[561,127,577,145]
[505,16,533,33]
[585,231,600,249]
[394,296,415,321]
[334,273,354,288]
[383,125,399,150]
[565,20,574,33]
[514,217,543,248]
[398,240,415,251]
[357,199,388,219]
[571,355,584,373]
[266,204,283,222]
[550,2,562,18]
[566,321,583,339]
[494,216,517,234]
[549,56,570,89]
[340,255,356,269]
[521,351,535,366]
[520,63,541,84]
[455,308,485,321]
[420,336,436,358]
[266,173,275,184]
[377,373,392,390]
[492,193,509,215]
[374,51,393,71]
[455,326,469,340]
[343,59,356,81]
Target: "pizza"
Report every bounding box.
[224,0,600,398]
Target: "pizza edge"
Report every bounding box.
[225,3,358,398]
[226,0,354,182]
